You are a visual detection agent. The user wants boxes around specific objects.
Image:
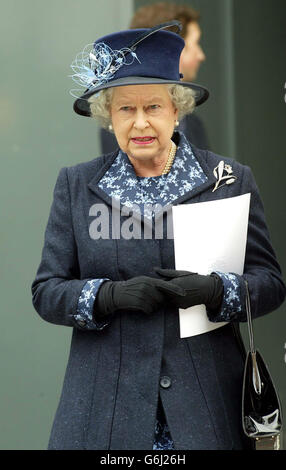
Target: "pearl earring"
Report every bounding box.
[175,120,179,127]
[108,124,113,131]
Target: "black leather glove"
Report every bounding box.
[153,267,224,311]
[93,275,185,319]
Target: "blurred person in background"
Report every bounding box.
[100,2,209,155]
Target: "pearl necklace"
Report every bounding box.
[161,141,177,175]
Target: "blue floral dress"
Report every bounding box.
[74,132,242,450]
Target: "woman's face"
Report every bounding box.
[110,84,178,164]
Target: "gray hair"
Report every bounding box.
[88,84,196,130]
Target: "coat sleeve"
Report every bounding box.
[31,167,112,330]
[207,164,286,322]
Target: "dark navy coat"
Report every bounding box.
[31,138,286,450]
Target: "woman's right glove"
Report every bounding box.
[93,275,185,319]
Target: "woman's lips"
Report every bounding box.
[131,137,156,145]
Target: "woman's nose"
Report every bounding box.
[133,110,149,129]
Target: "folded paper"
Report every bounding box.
[172,193,251,338]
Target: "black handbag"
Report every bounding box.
[242,280,283,450]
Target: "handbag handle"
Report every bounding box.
[245,279,255,352]
[244,279,263,395]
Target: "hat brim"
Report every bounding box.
[73,76,209,117]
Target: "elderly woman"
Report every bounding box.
[31,22,285,450]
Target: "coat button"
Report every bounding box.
[160,376,172,389]
[77,319,87,328]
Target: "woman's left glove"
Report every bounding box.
[153,267,224,311]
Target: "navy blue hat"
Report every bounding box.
[71,21,209,117]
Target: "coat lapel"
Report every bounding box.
[170,145,216,205]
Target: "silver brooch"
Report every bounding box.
[212,161,237,192]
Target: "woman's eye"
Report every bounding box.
[149,104,160,110]
[120,106,132,111]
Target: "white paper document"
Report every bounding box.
[172,193,251,338]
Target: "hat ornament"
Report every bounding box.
[69,42,141,98]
